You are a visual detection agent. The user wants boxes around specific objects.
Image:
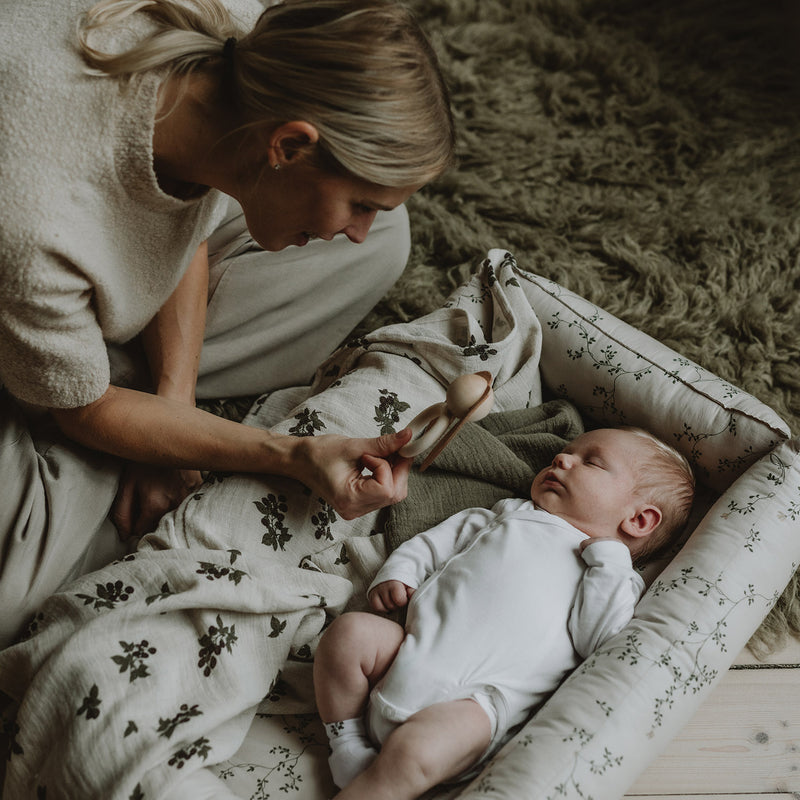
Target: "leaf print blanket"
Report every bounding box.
[4,248,794,800]
[0,251,548,800]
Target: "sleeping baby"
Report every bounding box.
[313,426,695,800]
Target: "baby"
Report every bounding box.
[313,426,695,800]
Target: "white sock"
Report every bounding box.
[324,718,378,788]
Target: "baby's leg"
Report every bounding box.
[335,698,493,800]
[314,612,406,788]
[314,611,405,722]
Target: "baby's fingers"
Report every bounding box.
[369,580,412,612]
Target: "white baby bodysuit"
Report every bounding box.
[367,498,646,761]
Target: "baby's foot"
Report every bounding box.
[324,720,378,788]
[328,737,378,787]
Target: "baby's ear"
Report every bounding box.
[621,505,662,538]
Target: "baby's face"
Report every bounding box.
[530,429,645,539]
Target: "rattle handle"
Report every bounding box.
[398,403,451,458]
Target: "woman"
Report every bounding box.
[0,0,454,647]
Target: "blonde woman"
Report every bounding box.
[0,0,455,647]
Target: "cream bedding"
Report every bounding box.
[1,250,796,800]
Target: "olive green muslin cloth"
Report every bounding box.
[384,399,584,551]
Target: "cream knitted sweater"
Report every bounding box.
[0,0,259,408]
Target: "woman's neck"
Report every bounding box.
[152,71,239,199]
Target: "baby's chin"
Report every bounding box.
[530,487,554,510]
[530,494,594,536]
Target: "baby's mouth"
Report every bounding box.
[542,471,564,488]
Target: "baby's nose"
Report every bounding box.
[553,452,570,468]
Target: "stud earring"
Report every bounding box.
[273,164,281,171]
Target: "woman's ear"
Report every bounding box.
[268,120,320,168]
[620,505,662,539]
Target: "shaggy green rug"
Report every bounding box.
[205,0,800,653]
[365,0,800,654]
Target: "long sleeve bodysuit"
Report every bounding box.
[366,498,646,765]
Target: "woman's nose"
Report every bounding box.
[343,211,378,244]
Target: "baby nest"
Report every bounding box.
[221,250,799,800]
[1,250,797,800]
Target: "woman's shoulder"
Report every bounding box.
[0,0,118,189]
[1,0,94,71]
[224,0,266,30]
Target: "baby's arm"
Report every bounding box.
[367,506,497,609]
[569,539,646,659]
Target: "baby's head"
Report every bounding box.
[530,427,695,560]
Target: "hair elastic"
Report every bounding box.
[222,37,237,60]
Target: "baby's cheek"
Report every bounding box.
[530,487,553,510]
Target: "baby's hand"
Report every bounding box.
[369,580,415,613]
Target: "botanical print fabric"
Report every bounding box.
[0,251,544,800]
[1,251,796,800]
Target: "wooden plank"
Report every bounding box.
[734,637,800,666]
[627,667,800,795]
[626,795,793,799]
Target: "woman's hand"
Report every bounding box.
[291,429,413,520]
[112,462,204,540]
[369,580,415,613]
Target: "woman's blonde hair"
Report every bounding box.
[78,0,455,187]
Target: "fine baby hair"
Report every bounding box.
[77,0,455,187]
[619,426,695,560]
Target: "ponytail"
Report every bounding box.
[79,0,237,76]
[78,0,455,187]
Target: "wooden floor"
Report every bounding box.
[625,638,800,799]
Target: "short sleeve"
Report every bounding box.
[0,255,110,409]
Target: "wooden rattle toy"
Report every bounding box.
[399,371,495,471]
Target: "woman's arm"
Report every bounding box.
[51,384,412,520]
[109,242,209,537]
[141,240,208,406]
[51,241,411,529]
